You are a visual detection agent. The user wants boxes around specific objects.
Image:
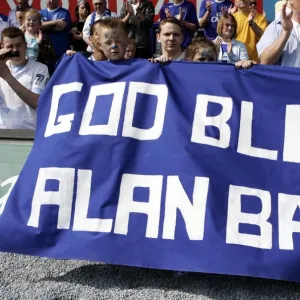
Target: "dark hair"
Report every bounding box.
[186,37,218,61]
[90,18,128,36]
[75,0,91,20]
[158,17,184,35]
[1,27,25,43]
[216,13,237,39]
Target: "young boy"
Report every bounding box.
[67,18,128,62]
[0,27,49,129]
[89,18,128,61]
[124,39,136,59]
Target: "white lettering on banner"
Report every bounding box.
[122,82,168,140]
[27,168,75,229]
[226,185,272,249]
[191,94,233,148]
[162,176,209,240]
[0,176,19,215]
[278,193,300,250]
[43,83,300,164]
[27,167,300,250]
[283,105,300,163]
[73,169,113,232]
[237,101,278,160]
[114,174,163,238]
[45,82,83,137]
[79,82,126,136]
[45,82,168,141]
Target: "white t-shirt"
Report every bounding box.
[83,11,118,53]
[0,59,49,129]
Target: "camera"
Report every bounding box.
[0,51,20,60]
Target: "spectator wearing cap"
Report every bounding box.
[39,0,72,62]
[232,0,268,62]
[258,0,300,68]
[8,0,31,28]
[83,0,118,53]
[120,0,154,58]
[70,0,91,52]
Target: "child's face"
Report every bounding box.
[24,14,41,32]
[124,44,136,59]
[99,27,128,61]
[193,47,217,62]
[16,11,25,26]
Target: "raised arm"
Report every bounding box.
[258,4,292,65]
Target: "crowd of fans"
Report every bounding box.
[0,0,298,130]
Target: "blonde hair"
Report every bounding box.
[24,9,42,23]
[216,13,237,39]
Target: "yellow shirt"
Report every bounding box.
[233,11,268,62]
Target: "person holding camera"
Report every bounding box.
[0,27,49,130]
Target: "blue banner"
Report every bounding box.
[1,54,300,282]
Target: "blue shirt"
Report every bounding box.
[199,0,232,40]
[160,0,198,48]
[39,7,71,56]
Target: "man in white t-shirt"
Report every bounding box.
[0,27,49,129]
[83,0,118,53]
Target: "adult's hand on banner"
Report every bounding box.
[148,56,172,63]
[281,2,293,33]
[66,50,77,56]
[235,60,257,70]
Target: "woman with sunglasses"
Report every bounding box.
[214,13,249,63]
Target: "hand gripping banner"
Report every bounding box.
[1,54,300,282]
